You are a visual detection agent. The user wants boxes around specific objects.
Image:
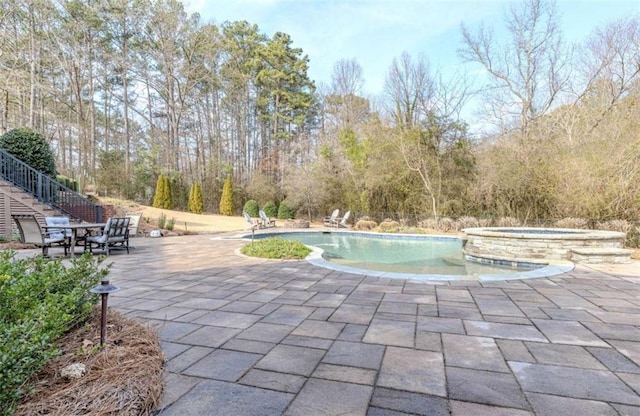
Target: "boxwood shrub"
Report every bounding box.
[243,199,259,217]
[262,201,278,218]
[0,252,109,414]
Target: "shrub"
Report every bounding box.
[354,220,377,231]
[0,252,108,413]
[152,176,164,209]
[419,218,439,230]
[56,175,79,192]
[554,218,589,229]
[496,217,521,227]
[152,176,173,210]
[0,127,56,176]
[166,217,176,231]
[241,238,311,259]
[188,183,204,214]
[457,216,480,229]
[219,176,234,216]
[438,217,457,232]
[277,201,295,219]
[243,200,259,217]
[158,212,167,229]
[597,219,633,233]
[378,220,400,233]
[262,201,278,218]
[162,176,173,210]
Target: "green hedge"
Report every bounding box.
[0,252,109,414]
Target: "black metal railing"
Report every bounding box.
[0,148,103,223]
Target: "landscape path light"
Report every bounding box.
[90,279,120,346]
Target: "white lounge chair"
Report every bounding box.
[125,212,143,237]
[338,210,351,228]
[323,209,339,227]
[13,214,68,256]
[259,210,276,228]
[243,212,258,230]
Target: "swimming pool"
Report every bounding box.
[246,231,573,281]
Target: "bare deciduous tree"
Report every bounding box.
[459,0,571,132]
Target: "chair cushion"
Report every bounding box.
[44,236,65,244]
[86,235,108,244]
[45,217,72,238]
[48,232,65,240]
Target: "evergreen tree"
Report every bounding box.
[188,183,203,214]
[152,176,164,208]
[219,176,234,215]
[243,199,259,217]
[0,128,56,176]
[162,176,173,209]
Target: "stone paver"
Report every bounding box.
[256,344,325,376]
[160,379,293,416]
[509,362,640,405]
[378,346,446,396]
[442,333,510,372]
[322,340,385,369]
[285,378,373,416]
[96,235,640,415]
[363,318,415,347]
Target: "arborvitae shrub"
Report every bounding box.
[219,176,234,216]
[162,176,173,210]
[277,201,295,219]
[243,200,259,217]
[188,183,204,214]
[152,175,173,209]
[0,127,56,176]
[152,176,164,208]
[263,201,278,218]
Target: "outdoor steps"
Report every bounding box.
[570,247,633,264]
[0,180,60,235]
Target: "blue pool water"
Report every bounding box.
[251,231,545,278]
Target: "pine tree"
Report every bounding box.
[219,176,234,216]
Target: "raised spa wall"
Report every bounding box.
[462,227,632,265]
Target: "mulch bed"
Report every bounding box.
[14,308,164,416]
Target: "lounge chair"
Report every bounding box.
[323,209,339,227]
[12,214,69,256]
[84,217,131,255]
[125,212,143,237]
[338,210,351,228]
[258,210,276,228]
[243,212,258,230]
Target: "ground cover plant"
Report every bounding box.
[241,237,311,259]
[0,252,109,414]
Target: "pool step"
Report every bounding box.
[570,247,633,264]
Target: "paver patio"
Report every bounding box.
[99,234,640,415]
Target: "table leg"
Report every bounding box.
[70,229,77,258]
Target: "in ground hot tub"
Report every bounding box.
[462,227,630,264]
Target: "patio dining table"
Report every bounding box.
[44,222,106,258]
